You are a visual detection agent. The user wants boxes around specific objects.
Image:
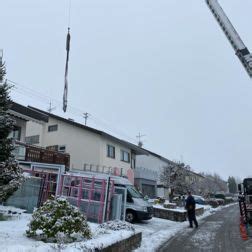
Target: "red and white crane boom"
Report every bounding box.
[205,0,252,77]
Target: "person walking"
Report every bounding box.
[185,191,198,228]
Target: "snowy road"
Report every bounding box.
[158,205,252,252]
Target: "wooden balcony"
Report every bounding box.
[13,141,70,170]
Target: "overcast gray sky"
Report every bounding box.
[2,0,252,180]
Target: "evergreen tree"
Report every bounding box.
[228,176,237,193]
[0,83,15,162]
[0,55,23,202]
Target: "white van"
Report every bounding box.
[112,175,153,223]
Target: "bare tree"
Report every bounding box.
[194,173,228,197]
[160,161,193,197]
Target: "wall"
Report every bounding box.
[26,121,44,146]
[153,207,204,222]
[26,117,135,178]
[42,117,102,170]
[13,117,27,142]
[5,177,41,213]
[136,155,169,184]
[101,232,142,252]
[100,138,132,174]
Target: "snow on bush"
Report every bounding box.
[26,197,92,243]
[99,220,135,232]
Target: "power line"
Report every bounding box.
[8,78,138,144]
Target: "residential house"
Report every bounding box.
[135,150,173,199]
[8,102,70,169]
[185,170,205,190]
[136,150,206,198]
[25,106,148,183]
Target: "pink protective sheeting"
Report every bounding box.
[127,169,134,184]
[58,174,114,223]
[113,167,121,176]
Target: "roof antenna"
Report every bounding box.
[136,132,145,147]
[63,0,71,112]
[48,101,56,113]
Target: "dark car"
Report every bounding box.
[193,195,206,205]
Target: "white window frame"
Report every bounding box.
[120,150,130,163]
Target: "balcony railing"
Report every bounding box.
[13,141,70,170]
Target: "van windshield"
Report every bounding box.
[126,185,143,198]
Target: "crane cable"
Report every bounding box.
[63,0,71,112]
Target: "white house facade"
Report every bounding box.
[135,151,173,198]
[26,107,147,183]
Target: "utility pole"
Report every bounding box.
[136,132,145,147]
[83,112,90,126]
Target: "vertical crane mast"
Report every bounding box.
[205,0,252,78]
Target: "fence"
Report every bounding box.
[14,141,70,170]
[81,163,125,176]
[7,168,125,223]
[5,177,42,213]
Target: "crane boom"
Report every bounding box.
[205,0,252,78]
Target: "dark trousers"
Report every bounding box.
[188,211,198,227]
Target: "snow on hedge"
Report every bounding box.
[26,197,91,243]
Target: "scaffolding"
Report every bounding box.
[58,174,115,223]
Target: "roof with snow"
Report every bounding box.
[8,102,49,123]
[26,105,148,156]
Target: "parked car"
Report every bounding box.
[193,195,206,205]
[205,198,219,208]
[216,198,225,205]
[184,195,205,205]
[215,193,226,200]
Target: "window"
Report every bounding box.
[126,185,143,198]
[131,156,136,169]
[58,145,66,153]
[11,126,21,140]
[25,135,40,145]
[48,124,58,132]
[120,150,130,163]
[107,144,115,158]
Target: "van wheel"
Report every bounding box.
[126,210,136,223]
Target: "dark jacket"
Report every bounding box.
[185,195,196,213]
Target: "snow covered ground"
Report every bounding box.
[0,203,237,251]
[0,205,135,252]
[134,204,217,252]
